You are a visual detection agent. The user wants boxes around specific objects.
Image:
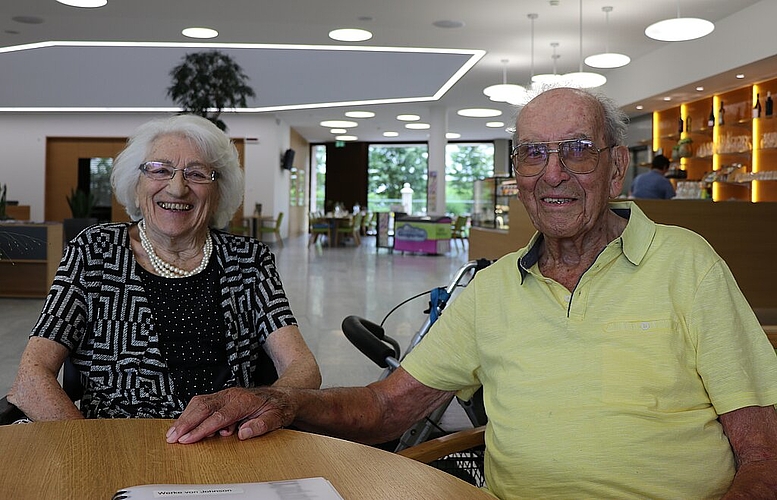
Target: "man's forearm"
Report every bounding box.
[723,458,777,499]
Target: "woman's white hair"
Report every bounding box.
[111,114,244,229]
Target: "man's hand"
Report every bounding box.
[166,386,296,444]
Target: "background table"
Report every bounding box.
[0,419,493,500]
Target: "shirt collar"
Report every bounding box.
[516,201,656,282]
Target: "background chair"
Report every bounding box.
[260,212,284,247]
[450,215,469,250]
[336,213,362,246]
[309,214,331,247]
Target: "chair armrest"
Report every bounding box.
[0,396,28,425]
[397,425,486,464]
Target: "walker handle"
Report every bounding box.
[341,315,400,368]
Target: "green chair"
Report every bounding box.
[260,212,284,247]
[309,215,331,247]
[451,215,469,250]
[336,212,362,246]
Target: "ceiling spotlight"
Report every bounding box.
[457,108,502,118]
[56,0,107,7]
[320,120,358,128]
[397,114,421,121]
[383,131,400,137]
[446,132,461,139]
[405,123,431,130]
[330,128,347,134]
[663,97,672,101]
[335,135,359,141]
[736,74,745,79]
[585,7,630,69]
[182,27,219,39]
[344,110,376,118]
[636,105,644,110]
[644,1,714,42]
[696,86,704,91]
[329,28,373,42]
[486,121,505,128]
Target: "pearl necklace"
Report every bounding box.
[138,220,212,279]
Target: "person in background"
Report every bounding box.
[8,114,320,421]
[630,153,675,199]
[166,89,777,499]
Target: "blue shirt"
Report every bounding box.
[631,169,675,199]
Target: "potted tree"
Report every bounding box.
[167,50,256,131]
[64,188,97,242]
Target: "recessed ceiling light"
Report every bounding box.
[405,123,431,130]
[486,121,505,128]
[446,132,461,139]
[320,120,358,128]
[330,128,347,134]
[344,110,375,118]
[335,135,358,141]
[328,28,373,42]
[736,74,745,79]
[182,27,219,39]
[432,20,465,29]
[457,108,502,118]
[383,131,399,137]
[663,97,672,101]
[636,105,644,110]
[397,114,420,121]
[696,86,704,91]
[56,0,107,6]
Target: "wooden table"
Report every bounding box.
[0,419,493,500]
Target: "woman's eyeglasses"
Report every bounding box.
[139,161,219,184]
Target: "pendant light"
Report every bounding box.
[532,42,564,86]
[645,0,714,42]
[584,6,630,69]
[483,59,526,103]
[563,0,606,88]
[505,13,538,106]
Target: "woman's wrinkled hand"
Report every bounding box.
[165,386,296,444]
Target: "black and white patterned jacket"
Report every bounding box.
[30,223,296,418]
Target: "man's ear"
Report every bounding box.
[609,145,630,198]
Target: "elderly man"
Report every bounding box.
[167,88,777,499]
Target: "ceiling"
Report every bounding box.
[0,0,772,144]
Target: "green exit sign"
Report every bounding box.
[335,141,345,148]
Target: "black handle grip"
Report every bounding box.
[341,315,398,368]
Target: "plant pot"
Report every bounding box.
[678,143,693,158]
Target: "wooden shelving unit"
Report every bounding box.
[0,222,63,298]
[652,77,777,202]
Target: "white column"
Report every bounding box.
[428,105,447,216]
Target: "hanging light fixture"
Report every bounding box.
[584,6,630,69]
[483,59,526,103]
[563,0,606,88]
[645,0,714,42]
[532,42,564,86]
[504,13,538,106]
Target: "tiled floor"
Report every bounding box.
[0,233,470,397]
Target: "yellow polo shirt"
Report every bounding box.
[402,201,777,500]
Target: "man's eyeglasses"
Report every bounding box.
[139,161,219,184]
[511,139,614,177]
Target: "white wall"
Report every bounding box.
[0,112,291,237]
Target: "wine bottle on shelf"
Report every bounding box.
[718,102,725,126]
[686,115,692,133]
[766,91,774,117]
[678,115,683,135]
[708,106,715,128]
[753,93,762,119]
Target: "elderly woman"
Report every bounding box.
[8,114,320,420]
